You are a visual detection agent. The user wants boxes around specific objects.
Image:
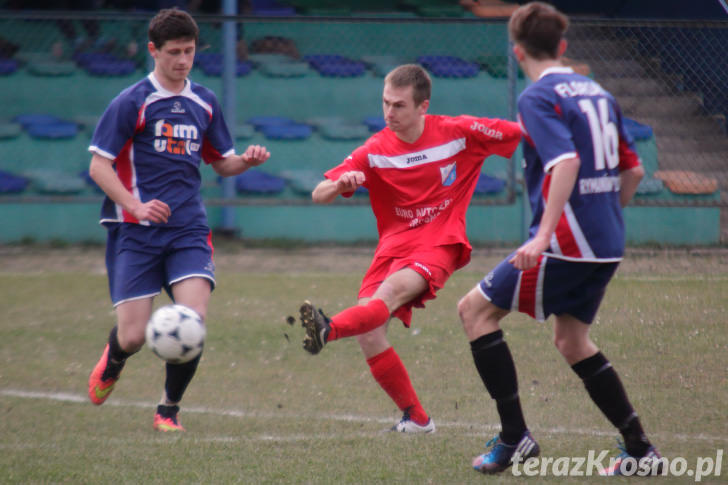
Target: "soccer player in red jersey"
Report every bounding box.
[297,64,522,432]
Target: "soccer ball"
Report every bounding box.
[145,304,206,364]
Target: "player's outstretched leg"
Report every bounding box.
[472,430,540,474]
[153,404,185,432]
[299,300,331,355]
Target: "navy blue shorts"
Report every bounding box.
[478,253,619,324]
[105,223,215,306]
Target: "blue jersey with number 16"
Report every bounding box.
[517,66,641,262]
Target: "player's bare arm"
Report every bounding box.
[619,164,645,207]
[510,157,580,270]
[311,171,366,204]
[89,153,171,223]
[212,144,270,177]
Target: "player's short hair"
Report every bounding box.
[508,2,568,60]
[384,64,432,106]
[148,8,199,49]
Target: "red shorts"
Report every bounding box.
[358,244,463,327]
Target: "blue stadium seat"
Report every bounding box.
[200,60,253,77]
[362,115,386,132]
[417,55,480,78]
[0,59,19,75]
[623,117,654,140]
[247,115,298,130]
[235,169,287,194]
[261,123,312,140]
[0,170,29,193]
[304,54,366,77]
[85,59,137,77]
[474,173,506,195]
[26,121,79,139]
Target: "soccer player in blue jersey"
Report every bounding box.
[459,2,662,475]
[86,8,269,431]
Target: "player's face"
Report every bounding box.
[149,38,196,87]
[382,83,427,134]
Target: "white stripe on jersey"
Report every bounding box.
[563,201,595,259]
[144,74,214,122]
[367,138,466,169]
[535,256,547,322]
[511,270,522,313]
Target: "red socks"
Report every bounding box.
[367,347,429,426]
[328,299,390,341]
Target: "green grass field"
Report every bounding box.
[1,246,727,484]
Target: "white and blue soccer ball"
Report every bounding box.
[145,304,205,364]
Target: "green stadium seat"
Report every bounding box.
[259,61,311,78]
[24,169,86,194]
[0,122,22,139]
[233,124,255,140]
[318,123,370,140]
[27,60,77,77]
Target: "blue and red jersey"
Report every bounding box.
[89,73,234,227]
[518,67,641,262]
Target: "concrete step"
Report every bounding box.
[565,39,638,60]
[658,152,728,173]
[599,77,672,96]
[618,94,704,117]
[635,116,725,138]
[587,59,650,78]
[657,136,728,154]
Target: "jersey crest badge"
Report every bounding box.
[440,162,456,186]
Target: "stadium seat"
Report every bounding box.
[259,61,311,78]
[13,113,63,127]
[417,55,480,78]
[279,168,321,195]
[235,169,287,194]
[85,59,137,77]
[475,54,524,79]
[304,54,366,77]
[474,173,506,195]
[0,122,22,139]
[261,123,312,140]
[247,115,298,130]
[0,170,29,193]
[635,177,664,195]
[318,123,370,140]
[199,60,253,77]
[27,60,77,77]
[79,169,103,193]
[653,170,719,195]
[73,114,101,133]
[23,170,86,194]
[26,121,79,139]
[233,123,255,139]
[623,117,654,140]
[362,115,386,132]
[0,59,19,75]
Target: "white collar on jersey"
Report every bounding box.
[147,72,191,97]
[538,66,574,80]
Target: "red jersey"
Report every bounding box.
[325,114,521,269]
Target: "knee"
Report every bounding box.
[458,292,500,339]
[119,328,146,352]
[553,333,581,362]
[356,330,389,357]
